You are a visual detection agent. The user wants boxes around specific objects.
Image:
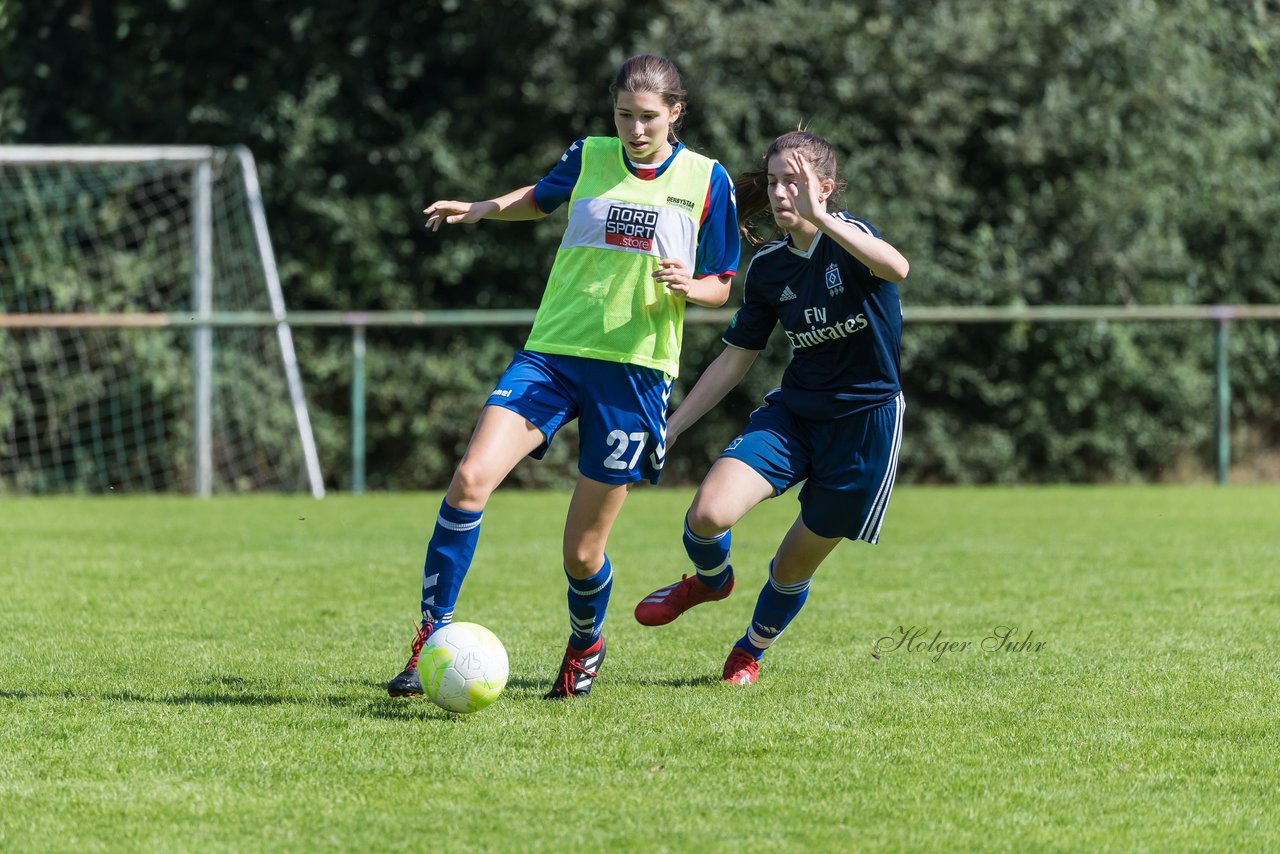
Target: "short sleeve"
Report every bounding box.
[532,139,586,213]
[720,277,775,351]
[692,162,740,278]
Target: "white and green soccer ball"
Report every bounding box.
[420,622,509,714]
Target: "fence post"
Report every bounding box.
[352,325,367,495]
[1215,317,1230,486]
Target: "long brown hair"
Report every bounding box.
[609,54,687,143]
[734,130,848,244]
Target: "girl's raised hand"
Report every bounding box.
[423,199,485,231]
[783,151,826,223]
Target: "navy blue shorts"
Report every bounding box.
[721,393,904,542]
[486,350,672,485]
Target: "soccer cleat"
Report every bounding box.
[722,646,760,685]
[387,620,435,697]
[634,569,736,627]
[543,636,606,700]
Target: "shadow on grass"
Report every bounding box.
[1,670,717,712]
[0,686,331,708]
[349,697,477,722]
[0,683,460,720]
[631,674,721,688]
[504,676,550,691]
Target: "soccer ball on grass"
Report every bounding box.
[419,622,509,714]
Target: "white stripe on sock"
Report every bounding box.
[569,565,613,596]
[767,576,809,596]
[437,513,482,532]
[683,521,728,545]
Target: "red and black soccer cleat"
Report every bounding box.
[721,646,760,685]
[543,636,606,700]
[634,570,735,627]
[387,620,435,697]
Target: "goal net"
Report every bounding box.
[0,146,324,496]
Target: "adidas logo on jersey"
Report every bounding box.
[779,286,798,302]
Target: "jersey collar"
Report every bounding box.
[625,142,685,180]
[787,230,823,259]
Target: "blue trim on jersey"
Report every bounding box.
[697,162,739,277]
[721,213,901,419]
[533,138,739,277]
[533,138,589,213]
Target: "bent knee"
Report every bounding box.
[685,498,736,537]
[562,549,606,578]
[448,459,497,510]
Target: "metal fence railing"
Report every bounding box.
[5,304,1280,493]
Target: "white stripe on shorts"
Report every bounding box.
[857,392,905,544]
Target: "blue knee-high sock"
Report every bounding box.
[420,499,483,624]
[566,555,613,651]
[683,516,732,590]
[735,561,810,659]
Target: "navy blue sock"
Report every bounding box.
[735,562,810,659]
[683,516,732,590]
[566,555,613,651]
[420,499,482,624]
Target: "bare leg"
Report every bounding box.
[390,406,549,697]
[685,457,776,536]
[445,405,547,511]
[771,516,842,585]
[633,458,776,628]
[721,517,840,681]
[542,475,633,697]
[561,475,633,579]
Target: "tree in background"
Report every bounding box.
[3,0,1277,488]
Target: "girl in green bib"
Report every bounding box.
[389,54,740,700]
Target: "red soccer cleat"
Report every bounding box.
[722,646,760,685]
[387,620,435,697]
[544,636,606,700]
[634,570,735,627]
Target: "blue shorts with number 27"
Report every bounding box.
[485,350,671,485]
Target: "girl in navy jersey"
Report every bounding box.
[634,130,910,685]
[388,55,739,700]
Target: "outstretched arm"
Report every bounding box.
[667,345,760,447]
[424,185,545,231]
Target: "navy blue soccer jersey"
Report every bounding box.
[722,213,902,420]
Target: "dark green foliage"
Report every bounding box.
[3,0,1278,488]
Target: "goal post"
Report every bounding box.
[0,145,325,497]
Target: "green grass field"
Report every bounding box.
[2,487,1278,852]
